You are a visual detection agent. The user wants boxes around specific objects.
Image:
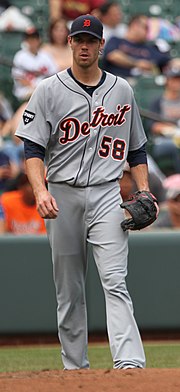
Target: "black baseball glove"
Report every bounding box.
[120,190,158,231]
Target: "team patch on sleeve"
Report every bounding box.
[23,110,36,125]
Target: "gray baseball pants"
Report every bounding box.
[45,181,146,370]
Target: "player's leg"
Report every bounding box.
[45,183,89,370]
[87,181,146,369]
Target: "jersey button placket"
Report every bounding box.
[81,99,100,183]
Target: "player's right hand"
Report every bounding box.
[35,189,59,219]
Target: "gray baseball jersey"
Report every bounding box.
[15,70,147,186]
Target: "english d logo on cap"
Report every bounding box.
[83,19,91,27]
[69,14,103,40]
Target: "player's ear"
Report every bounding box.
[68,36,72,47]
[100,38,105,52]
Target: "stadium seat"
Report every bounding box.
[10,0,49,38]
[133,75,180,175]
[133,75,164,111]
[119,0,179,23]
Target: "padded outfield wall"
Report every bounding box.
[0,231,180,334]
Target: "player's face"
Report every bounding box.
[68,34,104,68]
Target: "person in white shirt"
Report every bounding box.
[11,28,58,102]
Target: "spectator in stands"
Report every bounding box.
[41,18,72,71]
[147,17,180,43]
[0,171,46,234]
[0,150,14,194]
[0,91,14,145]
[152,174,180,228]
[98,1,127,44]
[0,1,34,31]
[11,28,58,102]
[0,0,11,15]
[0,91,13,123]
[102,14,171,79]
[148,66,180,174]
[48,0,106,23]
[0,102,27,174]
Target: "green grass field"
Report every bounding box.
[0,342,180,372]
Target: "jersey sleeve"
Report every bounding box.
[129,90,147,151]
[15,80,50,148]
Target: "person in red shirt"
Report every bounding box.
[49,0,106,22]
[0,172,46,235]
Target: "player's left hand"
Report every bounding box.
[120,190,159,231]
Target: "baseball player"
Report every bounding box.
[15,15,158,370]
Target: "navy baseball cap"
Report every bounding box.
[69,14,103,40]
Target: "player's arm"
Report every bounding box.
[127,143,150,191]
[130,163,150,191]
[120,145,159,231]
[24,139,59,219]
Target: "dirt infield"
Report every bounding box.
[0,369,180,392]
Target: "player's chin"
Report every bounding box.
[78,58,91,67]
[78,56,94,66]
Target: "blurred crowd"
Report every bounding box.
[0,0,180,234]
